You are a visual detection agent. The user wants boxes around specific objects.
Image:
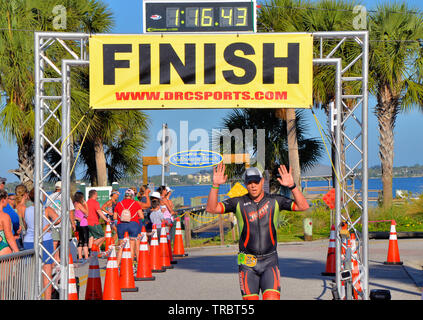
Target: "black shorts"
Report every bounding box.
[76,225,89,247]
[238,252,280,299]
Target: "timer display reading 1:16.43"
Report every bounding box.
[166,6,248,27]
[144,0,255,32]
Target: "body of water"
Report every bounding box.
[118,177,423,206]
[302,176,423,199]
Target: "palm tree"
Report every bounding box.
[258,0,362,189]
[275,108,302,188]
[78,110,150,186]
[215,108,324,192]
[258,0,364,189]
[258,0,311,189]
[368,2,423,207]
[0,0,36,187]
[0,0,115,188]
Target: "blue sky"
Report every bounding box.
[1,0,422,182]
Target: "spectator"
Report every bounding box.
[45,181,75,264]
[114,189,143,265]
[101,190,120,221]
[165,186,175,211]
[101,190,120,243]
[137,185,152,231]
[0,189,19,255]
[7,193,16,209]
[147,191,161,237]
[15,184,28,225]
[0,177,6,191]
[137,185,151,210]
[86,189,110,254]
[157,186,176,243]
[73,192,89,263]
[3,193,22,249]
[15,185,29,249]
[157,186,176,219]
[135,185,151,249]
[23,188,60,300]
[149,197,171,237]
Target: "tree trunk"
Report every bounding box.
[286,108,302,190]
[376,85,398,208]
[275,108,301,190]
[10,134,34,190]
[93,136,108,186]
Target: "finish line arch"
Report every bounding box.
[33,30,368,300]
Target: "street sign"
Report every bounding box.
[85,186,112,207]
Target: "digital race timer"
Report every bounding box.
[143,0,256,32]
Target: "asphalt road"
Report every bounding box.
[74,238,423,300]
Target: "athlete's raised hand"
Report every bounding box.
[277,165,295,188]
[213,162,227,186]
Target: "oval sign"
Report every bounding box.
[169,150,223,169]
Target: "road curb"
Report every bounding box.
[403,260,423,290]
[369,232,423,239]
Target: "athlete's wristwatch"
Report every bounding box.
[288,183,296,190]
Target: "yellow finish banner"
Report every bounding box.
[89,33,313,109]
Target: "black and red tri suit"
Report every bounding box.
[218,193,296,300]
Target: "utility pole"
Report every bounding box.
[161,123,167,186]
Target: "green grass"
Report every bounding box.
[368,194,423,232]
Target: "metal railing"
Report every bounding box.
[0,249,35,300]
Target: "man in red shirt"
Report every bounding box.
[114,189,144,265]
[87,189,110,254]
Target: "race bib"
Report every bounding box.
[237,253,257,267]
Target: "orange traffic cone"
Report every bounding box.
[150,225,165,273]
[384,220,403,265]
[105,222,114,252]
[103,245,121,300]
[322,224,336,276]
[160,223,173,270]
[173,217,188,257]
[167,225,177,265]
[91,243,99,257]
[135,226,156,281]
[85,249,103,300]
[350,233,363,299]
[68,253,78,300]
[119,232,138,292]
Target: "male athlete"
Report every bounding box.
[206,163,309,300]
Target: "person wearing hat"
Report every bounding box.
[3,192,22,250]
[149,193,171,237]
[45,181,76,264]
[206,163,309,300]
[0,189,19,256]
[150,191,161,200]
[164,186,175,212]
[114,188,144,265]
[157,186,177,243]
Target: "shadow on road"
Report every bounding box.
[173,254,421,298]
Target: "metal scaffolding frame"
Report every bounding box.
[33,31,368,300]
[313,31,369,299]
